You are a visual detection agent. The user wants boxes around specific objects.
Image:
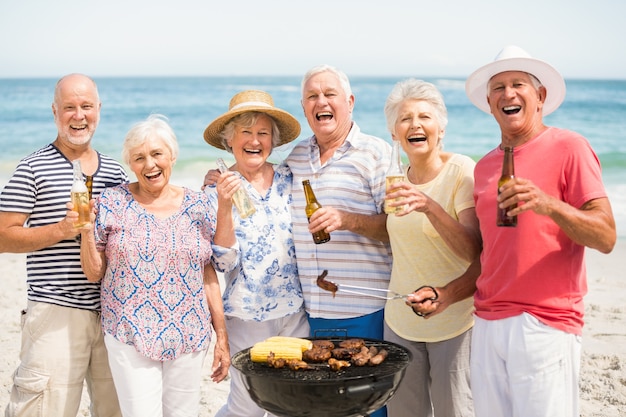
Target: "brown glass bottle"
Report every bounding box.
[497,146,517,227]
[302,179,331,244]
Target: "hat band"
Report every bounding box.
[230,101,273,111]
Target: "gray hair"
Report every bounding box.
[301,64,353,100]
[121,114,179,165]
[219,112,281,153]
[384,78,448,135]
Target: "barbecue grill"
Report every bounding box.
[231,337,411,417]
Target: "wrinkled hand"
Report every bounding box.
[201,168,221,191]
[406,286,441,319]
[210,336,231,383]
[498,177,554,217]
[385,181,432,216]
[215,172,240,207]
[307,206,346,235]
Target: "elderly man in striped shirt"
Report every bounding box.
[0,74,127,417]
[286,65,392,417]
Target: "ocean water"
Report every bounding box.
[0,76,624,236]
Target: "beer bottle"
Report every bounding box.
[302,179,331,244]
[384,139,405,214]
[496,146,517,227]
[216,158,256,218]
[71,160,90,227]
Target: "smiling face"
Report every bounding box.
[227,113,274,172]
[52,74,101,147]
[392,99,444,160]
[487,71,546,142]
[301,70,354,144]
[128,136,174,193]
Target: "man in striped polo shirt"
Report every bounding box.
[0,74,127,417]
[286,64,392,417]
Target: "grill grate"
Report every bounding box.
[232,338,410,382]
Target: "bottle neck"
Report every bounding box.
[303,181,315,203]
[387,140,403,176]
[72,160,83,181]
[501,147,514,176]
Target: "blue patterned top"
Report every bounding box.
[205,162,304,322]
[94,184,237,361]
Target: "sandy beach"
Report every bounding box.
[1,242,625,416]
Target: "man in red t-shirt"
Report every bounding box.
[464,46,616,417]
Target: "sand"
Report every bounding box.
[1,242,625,416]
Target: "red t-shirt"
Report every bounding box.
[473,127,607,335]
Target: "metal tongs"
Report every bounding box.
[316,270,410,300]
[336,285,409,300]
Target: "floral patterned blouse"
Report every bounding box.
[205,162,304,322]
[94,184,237,361]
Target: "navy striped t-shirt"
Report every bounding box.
[0,143,128,310]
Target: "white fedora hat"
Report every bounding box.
[465,45,566,116]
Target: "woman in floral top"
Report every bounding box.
[203,90,309,417]
[80,115,237,417]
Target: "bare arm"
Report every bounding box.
[79,210,106,282]
[423,206,481,262]
[548,197,615,253]
[0,210,80,253]
[500,178,616,253]
[386,181,481,261]
[309,208,389,243]
[212,172,237,248]
[204,264,230,382]
[407,258,481,318]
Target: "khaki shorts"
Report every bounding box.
[5,300,120,417]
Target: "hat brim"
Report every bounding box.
[204,107,301,150]
[465,57,566,116]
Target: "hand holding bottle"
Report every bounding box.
[497,147,517,227]
[303,179,331,244]
[216,158,256,218]
[71,160,91,227]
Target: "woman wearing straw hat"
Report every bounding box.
[203,90,309,417]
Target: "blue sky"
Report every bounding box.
[1,0,624,79]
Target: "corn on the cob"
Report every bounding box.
[264,336,313,352]
[250,342,302,363]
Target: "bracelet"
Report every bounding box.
[411,285,439,317]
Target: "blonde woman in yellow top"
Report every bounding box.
[382,79,481,417]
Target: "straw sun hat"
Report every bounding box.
[203,90,301,150]
[465,45,566,116]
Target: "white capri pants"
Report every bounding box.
[104,333,207,417]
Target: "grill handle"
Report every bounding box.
[344,378,394,397]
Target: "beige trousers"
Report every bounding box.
[5,301,120,417]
